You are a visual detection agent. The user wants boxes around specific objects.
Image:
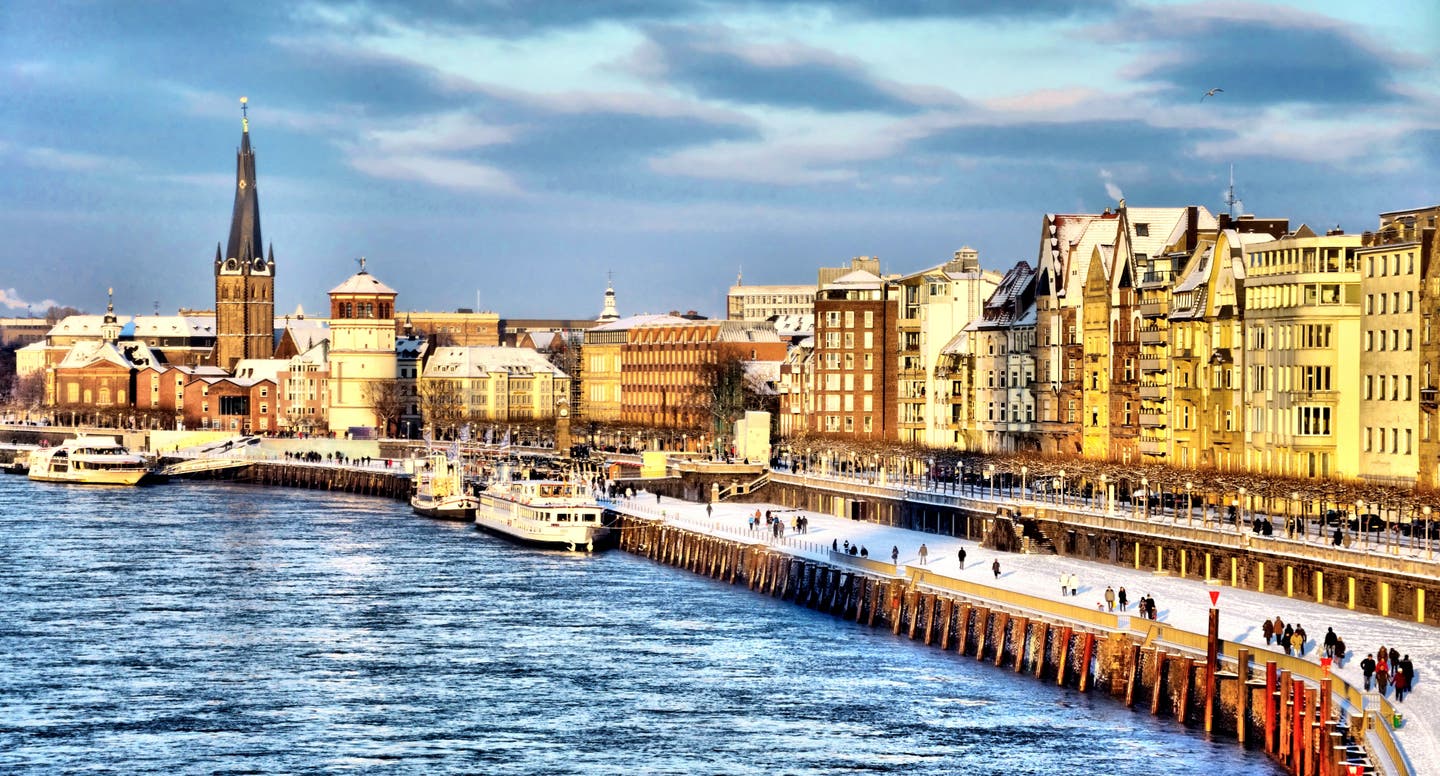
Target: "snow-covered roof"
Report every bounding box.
[279,319,329,351]
[329,271,397,296]
[825,269,883,288]
[770,314,814,337]
[50,314,217,339]
[423,346,569,380]
[590,313,688,332]
[233,359,289,384]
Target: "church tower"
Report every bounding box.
[214,96,275,371]
[597,273,620,322]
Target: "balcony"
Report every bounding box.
[1138,355,1166,373]
[1422,387,1438,408]
[1139,383,1167,401]
[1140,269,1175,287]
[1138,438,1168,455]
[1138,327,1166,345]
[1139,301,1166,318]
[1172,347,1198,360]
[1139,410,1167,428]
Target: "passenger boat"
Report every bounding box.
[411,450,479,520]
[473,466,609,551]
[27,436,154,486]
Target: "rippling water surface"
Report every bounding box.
[0,477,1282,774]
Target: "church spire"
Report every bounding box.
[598,272,620,322]
[226,96,263,265]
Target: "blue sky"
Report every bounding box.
[3,0,1437,319]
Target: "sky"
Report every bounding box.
[3,0,1438,320]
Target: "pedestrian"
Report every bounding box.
[918,544,928,565]
[1393,668,1410,702]
[992,558,1001,578]
[1389,646,1400,666]
[1272,616,1285,640]
[1323,627,1337,658]
[656,491,661,504]
[832,538,838,552]
[1334,637,1347,667]
[860,546,868,558]
[958,547,967,569]
[1290,629,1305,657]
[1104,586,1116,612]
[1400,654,1414,687]
[1068,572,1079,597]
[891,546,899,564]
[1262,617,1275,645]
[1281,624,1294,655]
[1059,573,1068,597]
[1361,653,1377,691]
[706,503,713,518]
[843,540,850,554]
[1118,586,1128,612]
[1295,624,1308,655]
[1376,656,1390,698]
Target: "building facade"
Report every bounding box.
[327,266,398,435]
[213,106,275,370]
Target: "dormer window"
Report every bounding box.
[1135,223,1149,236]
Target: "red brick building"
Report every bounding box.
[809,268,899,439]
[621,320,786,429]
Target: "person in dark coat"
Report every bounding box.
[1323,627,1338,658]
[1281,624,1295,655]
[992,558,1001,578]
[1376,656,1390,698]
[1334,637,1347,667]
[1389,647,1400,666]
[958,547,967,569]
[1400,655,1415,687]
[1393,669,1410,701]
[1118,587,1128,612]
[1361,654,1377,690]
[1262,618,1275,645]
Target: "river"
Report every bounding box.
[0,477,1282,774]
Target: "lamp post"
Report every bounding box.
[1291,491,1301,541]
[985,464,995,498]
[927,457,934,492]
[1186,481,1194,526]
[957,463,965,496]
[1058,469,1066,507]
[1021,465,1028,501]
[1100,473,1110,513]
[1141,476,1150,520]
[1355,500,1365,550]
[1425,505,1433,560]
[1238,487,1247,531]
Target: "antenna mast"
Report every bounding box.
[1224,164,1241,219]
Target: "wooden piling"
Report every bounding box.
[1013,617,1030,674]
[1124,643,1141,707]
[938,598,953,651]
[1077,632,1095,692]
[975,608,992,660]
[1150,651,1167,716]
[1056,626,1073,686]
[1033,622,1049,680]
[1264,662,1278,754]
[922,594,937,645]
[957,604,972,655]
[993,613,1011,667]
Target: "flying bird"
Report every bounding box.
[1202,87,1224,101]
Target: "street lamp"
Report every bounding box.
[1186,481,1194,526]
[1100,473,1110,513]
[1424,505,1433,560]
[1021,465,1028,501]
[927,457,934,491]
[1141,476,1150,520]
[985,464,996,498]
[1291,491,1301,541]
[1355,500,1365,550]
[1237,487,1247,530]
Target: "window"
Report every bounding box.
[864,311,874,328]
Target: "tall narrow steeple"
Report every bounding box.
[214,96,276,371]
[227,96,263,264]
[598,272,620,322]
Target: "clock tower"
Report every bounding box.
[214,96,275,371]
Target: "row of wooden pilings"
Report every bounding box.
[225,462,413,501]
[616,515,1382,776]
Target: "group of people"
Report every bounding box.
[1262,616,1319,658]
[1102,585,1129,612]
[285,450,382,466]
[834,539,869,558]
[1057,573,1081,598]
[1361,647,1416,701]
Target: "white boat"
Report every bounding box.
[411,451,479,520]
[27,436,154,486]
[474,467,609,551]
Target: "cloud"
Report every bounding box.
[0,288,69,313]
[637,27,957,114]
[354,154,525,195]
[1103,5,1414,107]
[918,119,1224,165]
[3,144,119,173]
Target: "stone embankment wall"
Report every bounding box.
[616,515,1397,776]
[751,477,1440,629]
[174,461,412,501]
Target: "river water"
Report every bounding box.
[0,477,1281,774]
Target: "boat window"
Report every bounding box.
[582,512,596,522]
[556,512,570,522]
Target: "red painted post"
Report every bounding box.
[1078,632,1095,692]
[1204,606,1219,732]
[1264,661,1278,754]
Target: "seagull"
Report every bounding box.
[1202,87,1224,101]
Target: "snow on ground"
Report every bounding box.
[613,490,1439,775]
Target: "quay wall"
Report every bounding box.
[613,513,1405,776]
[750,474,1440,629]
[173,461,412,501]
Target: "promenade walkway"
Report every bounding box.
[611,489,1436,775]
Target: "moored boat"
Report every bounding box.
[474,467,609,551]
[411,450,478,520]
[27,436,154,486]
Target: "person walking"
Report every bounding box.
[1068,573,1079,597]
[992,558,1001,578]
[1118,587,1128,612]
[1104,586,1116,612]
[1334,637,1347,667]
[891,546,900,565]
[1323,627,1338,658]
[1290,628,1305,657]
[1393,668,1410,702]
[1361,653,1377,691]
[1059,573,1068,597]
[706,502,713,518]
[957,547,967,569]
[918,544,929,565]
[1262,617,1275,645]
[1294,624,1308,656]
[1272,615,1285,641]
[1376,655,1390,698]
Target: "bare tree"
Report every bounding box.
[362,379,406,438]
[691,351,765,452]
[417,378,465,439]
